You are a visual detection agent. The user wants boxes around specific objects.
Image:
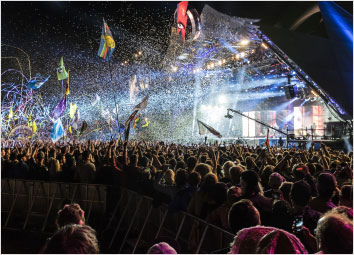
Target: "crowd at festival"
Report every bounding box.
[1,139,353,253]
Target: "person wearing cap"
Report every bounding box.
[264,172,285,199]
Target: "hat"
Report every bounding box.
[256,229,308,254]
[231,226,277,254]
[147,242,177,254]
[268,172,285,189]
[241,170,259,187]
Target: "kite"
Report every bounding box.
[97,19,115,62]
[57,57,68,80]
[26,74,50,90]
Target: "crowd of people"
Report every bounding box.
[1,138,353,253]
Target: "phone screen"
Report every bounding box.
[295,217,304,232]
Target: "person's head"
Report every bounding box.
[187,171,201,188]
[176,160,185,170]
[140,156,150,168]
[260,165,274,189]
[169,158,177,171]
[268,172,285,190]
[230,226,276,254]
[37,151,45,163]
[290,180,311,208]
[164,170,175,185]
[272,200,292,230]
[200,173,218,192]
[187,156,197,171]
[228,199,261,234]
[82,150,91,161]
[210,182,228,206]
[56,203,85,229]
[195,163,212,180]
[240,170,263,197]
[42,224,99,254]
[256,228,308,254]
[147,242,177,254]
[315,210,353,254]
[279,181,293,204]
[331,206,353,220]
[317,173,337,200]
[227,186,242,205]
[175,169,188,187]
[222,161,235,179]
[229,166,243,186]
[49,148,56,159]
[340,184,353,207]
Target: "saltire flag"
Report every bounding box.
[125,110,139,126]
[51,95,67,120]
[27,75,50,90]
[65,71,70,95]
[69,102,78,119]
[197,119,222,138]
[32,121,37,133]
[50,118,66,143]
[97,19,116,62]
[265,128,270,148]
[176,1,189,43]
[57,57,68,80]
[80,120,88,135]
[133,94,149,111]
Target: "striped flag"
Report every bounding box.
[97,19,115,61]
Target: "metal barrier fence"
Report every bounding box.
[2,179,234,253]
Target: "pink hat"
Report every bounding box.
[147,242,177,254]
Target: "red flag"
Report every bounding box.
[265,129,270,148]
[176,1,188,43]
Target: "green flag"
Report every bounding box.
[57,57,68,80]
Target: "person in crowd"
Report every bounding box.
[77,150,96,183]
[264,172,285,199]
[41,224,99,254]
[228,166,243,187]
[339,184,353,208]
[147,242,177,254]
[309,172,337,213]
[279,181,293,204]
[56,203,85,229]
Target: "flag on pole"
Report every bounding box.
[176,1,189,43]
[97,19,115,61]
[51,96,67,120]
[197,120,222,138]
[50,118,66,143]
[8,107,14,119]
[125,110,139,126]
[132,115,140,129]
[265,128,270,148]
[27,75,50,90]
[69,102,78,119]
[57,57,68,80]
[72,109,80,129]
[133,94,149,111]
[32,121,37,133]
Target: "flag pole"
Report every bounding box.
[108,60,119,136]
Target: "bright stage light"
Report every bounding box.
[138,51,142,55]
[171,66,178,72]
[261,42,268,49]
[218,60,222,65]
[210,63,215,68]
[240,39,249,45]
[218,95,227,104]
[240,52,245,57]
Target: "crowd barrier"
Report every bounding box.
[2,179,234,253]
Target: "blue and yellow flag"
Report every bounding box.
[97,19,115,61]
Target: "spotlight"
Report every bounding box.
[222,59,226,63]
[240,52,246,57]
[261,42,268,49]
[218,60,222,65]
[171,66,178,72]
[210,63,215,68]
[138,51,142,55]
[240,39,249,45]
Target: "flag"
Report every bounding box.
[197,120,222,138]
[133,94,149,111]
[51,95,67,119]
[97,19,115,61]
[65,71,70,95]
[265,129,270,148]
[50,118,66,143]
[176,1,189,43]
[142,119,150,128]
[32,121,37,133]
[68,126,72,134]
[8,107,13,119]
[125,110,139,126]
[69,102,78,119]
[132,115,140,129]
[80,120,88,135]
[72,109,80,129]
[27,75,50,89]
[57,57,68,80]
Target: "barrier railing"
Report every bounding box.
[2,179,234,253]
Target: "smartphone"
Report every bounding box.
[294,216,304,232]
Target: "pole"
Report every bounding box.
[108,60,119,135]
